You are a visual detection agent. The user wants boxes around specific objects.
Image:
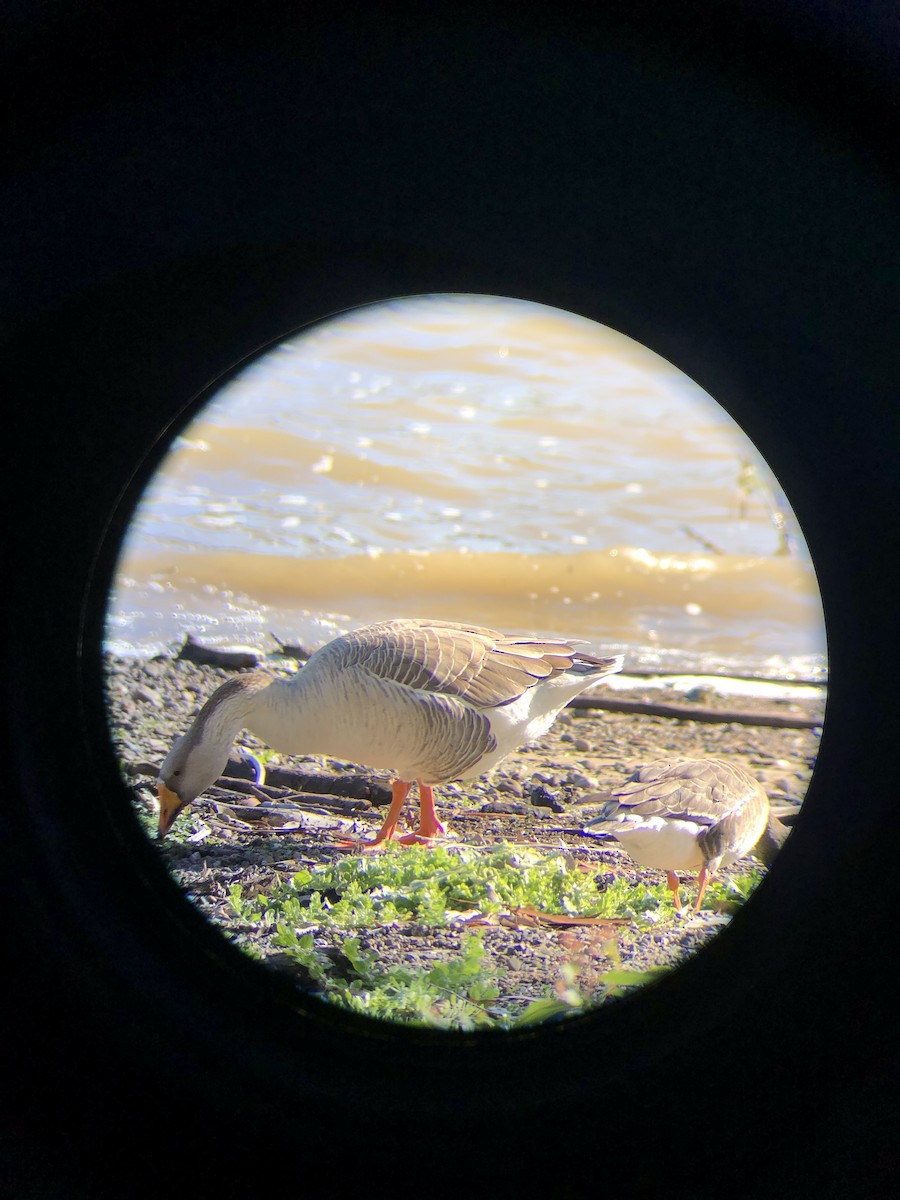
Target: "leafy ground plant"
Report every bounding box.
[230,843,670,931]
[225,843,763,1030]
[274,926,503,1030]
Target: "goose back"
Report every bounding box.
[302,617,621,709]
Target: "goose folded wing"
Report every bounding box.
[333,619,595,708]
[607,775,723,827]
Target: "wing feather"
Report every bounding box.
[320,617,620,709]
[589,758,768,829]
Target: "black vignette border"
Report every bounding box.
[4,4,900,1196]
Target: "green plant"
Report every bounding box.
[222,847,765,1028]
[275,926,504,1030]
[701,866,765,911]
[270,843,679,930]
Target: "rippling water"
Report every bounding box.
[107,295,826,680]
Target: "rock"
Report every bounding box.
[565,770,596,788]
[494,778,524,798]
[224,755,260,782]
[530,771,557,787]
[529,785,565,813]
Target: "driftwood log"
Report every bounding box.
[223,757,393,804]
[569,695,822,729]
[176,635,260,670]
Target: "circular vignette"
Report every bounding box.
[31,249,840,1109]
[9,238,881,1142]
[87,289,824,1042]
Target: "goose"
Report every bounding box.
[582,757,771,911]
[157,617,624,847]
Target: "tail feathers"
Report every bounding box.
[569,653,624,678]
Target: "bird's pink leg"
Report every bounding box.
[336,780,413,853]
[666,870,683,911]
[396,781,445,844]
[693,867,711,912]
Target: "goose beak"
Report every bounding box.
[157,782,185,839]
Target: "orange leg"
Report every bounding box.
[336,780,413,852]
[666,870,683,911]
[396,781,445,845]
[693,867,711,912]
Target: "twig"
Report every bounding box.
[680,525,726,555]
[269,633,313,660]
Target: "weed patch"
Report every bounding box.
[224,844,762,1029]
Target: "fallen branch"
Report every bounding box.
[176,635,260,669]
[458,906,631,931]
[568,695,822,729]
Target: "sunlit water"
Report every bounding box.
[108,295,826,682]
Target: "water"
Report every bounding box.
[107,295,826,682]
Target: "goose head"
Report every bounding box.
[157,728,233,838]
[156,673,273,837]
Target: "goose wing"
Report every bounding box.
[587,758,768,835]
[321,617,619,709]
